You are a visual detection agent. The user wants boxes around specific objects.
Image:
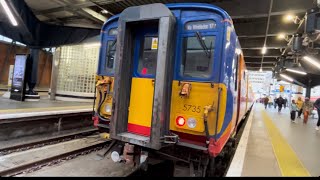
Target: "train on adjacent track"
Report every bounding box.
[93,3,254,176]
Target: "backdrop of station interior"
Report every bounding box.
[1,35,100,103]
[2,34,320,104]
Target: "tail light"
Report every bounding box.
[176,116,185,126]
[92,115,99,127]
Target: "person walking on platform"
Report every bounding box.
[290,100,297,123]
[302,97,314,124]
[296,97,304,118]
[313,97,320,130]
[284,98,288,109]
[264,96,269,109]
[277,96,284,113]
[274,98,278,109]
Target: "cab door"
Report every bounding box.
[127,27,158,136]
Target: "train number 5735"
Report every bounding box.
[182,104,201,113]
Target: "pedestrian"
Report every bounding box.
[264,96,269,109]
[290,100,297,123]
[302,97,314,124]
[313,97,320,130]
[296,97,304,118]
[284,98,288,109]
[277,96,284,113]
[274,98,278,109]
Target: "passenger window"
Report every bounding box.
[232,54,239,91]
[105,40,116,74]
[181,36,215,78]
[138,36,158,76]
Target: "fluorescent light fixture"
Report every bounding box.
[303,56,320,69]
[280,74,294,82]
[101,9,109,14]
[261,46,267,54]
[277,33,286,40]
[284,14,294,22]
[286,68,307,75]
[0,0,18,26]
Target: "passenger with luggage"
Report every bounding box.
[296,97,304,118]
[302,97,314,124]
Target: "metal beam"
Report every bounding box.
[52,0,106,24]
[231,9,307,19]
[33,0,125,15]
[260,0,274,70]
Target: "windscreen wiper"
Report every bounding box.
[195,31,211,58]
[107,38,117,57]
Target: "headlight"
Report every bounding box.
[105,104,112,113]
[187,118,196,128]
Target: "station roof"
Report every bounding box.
[1,0,318,87]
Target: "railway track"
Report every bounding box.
[0,133,111,177]
[0,128,98,155]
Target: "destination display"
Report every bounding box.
[10,54,27,101]
[185,20,216,31]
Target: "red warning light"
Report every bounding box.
[142,68,147,75]
[176,116,185,127]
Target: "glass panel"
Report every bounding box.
[108,28,118,36]
[105,40,116,74]
[182,36,215,78]
[137,36,158,76]
[55,43,99,94]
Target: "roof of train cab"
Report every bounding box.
[100,3,233,33]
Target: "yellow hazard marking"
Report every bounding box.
[261,110,311,177]
[0,105,91,114]
[151,37,158,50]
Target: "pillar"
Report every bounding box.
[26,49,39,95]
[305,79,312,99]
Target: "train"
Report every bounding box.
[92,3,254,177]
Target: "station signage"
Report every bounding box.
[185,20,216,31]
[10,54,27,101]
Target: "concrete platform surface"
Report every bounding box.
[228,104,319,177]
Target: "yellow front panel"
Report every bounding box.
[169,81,227,136]
[128,78,154,127]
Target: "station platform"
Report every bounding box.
[227,104,320,177]
[0,94,93,119]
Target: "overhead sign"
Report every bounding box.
[280,85,284,92]
[10,55,27,101]
[185,20,216,31]
[151,37,158,50]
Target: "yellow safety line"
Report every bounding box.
[261,110,311,177]
[0,105,91,113]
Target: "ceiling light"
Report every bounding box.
[0,0,18,26]
[261,46,267,54]
[280,74,294,82]
[286,68,307,75]
[101,9,109,14]
[303,56,320,69]
[284,14,294,22]
[259,68,263,72]
[277,33,286,40]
